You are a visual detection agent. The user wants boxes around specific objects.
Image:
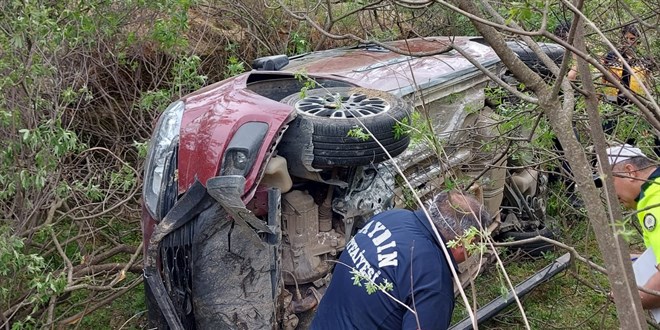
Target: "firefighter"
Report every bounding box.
[311,191,491,330]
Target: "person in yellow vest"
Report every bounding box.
[602,25,652,105]
[599,144,660,308]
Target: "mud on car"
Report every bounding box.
[142,37,560,329]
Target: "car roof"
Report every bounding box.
[281,36,501,96]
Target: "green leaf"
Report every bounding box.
[19,129,29,141]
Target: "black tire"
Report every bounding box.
[279,87,411,168]
[496,226,559,258]
[506,41,565,78]
[192,205,278,329]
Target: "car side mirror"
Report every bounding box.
[252,55,289,71]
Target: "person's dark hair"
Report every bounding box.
[554,21,572,41]
[427,191,492,240]
[622,24,640,38]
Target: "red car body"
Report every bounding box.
[141,36,558,329]
[142,37,500,250]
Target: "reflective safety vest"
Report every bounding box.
[636,168,660,264]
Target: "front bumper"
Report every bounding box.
[144,177,281,329]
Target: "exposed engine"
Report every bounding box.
[262,157,399,328]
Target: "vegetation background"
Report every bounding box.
[0,0,658,329]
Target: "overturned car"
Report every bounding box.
[142,37,558,329]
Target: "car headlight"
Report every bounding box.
[143,101,185,219]
[221,122,269,176]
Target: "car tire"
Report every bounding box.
[506,41,565,78]
[279,87,411,168]
[496,225,559,258]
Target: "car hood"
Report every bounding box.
[282,36,501,96]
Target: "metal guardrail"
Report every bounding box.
[449,253,572,330]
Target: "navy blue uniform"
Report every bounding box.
[311,209,457,330]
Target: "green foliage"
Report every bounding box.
[0,0,201,326]
[148,0,194,51]
[403,111,434,149]
[350,269,394,295]
[172,55,207,96]
[387,3,477,37]
[223,43,246,79]
[0,229,66,309]
[443,173,479,193]
[293,70,318,98]
[446,227,489,256]
[485,86,511,105]
[347,126,371,141]
[400,185,418,210]
[504,0,546,29]
[452,219,619,329]
[370,29,399,42]
[76,278,146,329]
[392,123,407,141]
[506,2,535,23]
[444,92,465,104]
[139,89,172,112]
[289,31,311,55]
[133,140,149,159]
[613,217,637,242]
[443,176,458,191]
[545,181,564,216]
[224,56,246,79]
[393,115,412,140]
[496,98,535,135]
[494,97,555,167]
[60,86,93,105]
[1,121,83,200]
[109,165,137,192]
[600,102,657,151]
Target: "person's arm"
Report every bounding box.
[641,268,660,309]
[568,66,578,80]
[603,51,614,65]
[567,54,578,81]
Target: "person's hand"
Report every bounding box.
[568,68,578,81]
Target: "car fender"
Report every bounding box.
[177,74,297,201]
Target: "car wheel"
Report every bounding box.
[279,87,411,168]
[192,204,279,329]
[506,41,565,78]
[496,225,558,258]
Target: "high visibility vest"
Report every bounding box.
[636,168,660,264]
